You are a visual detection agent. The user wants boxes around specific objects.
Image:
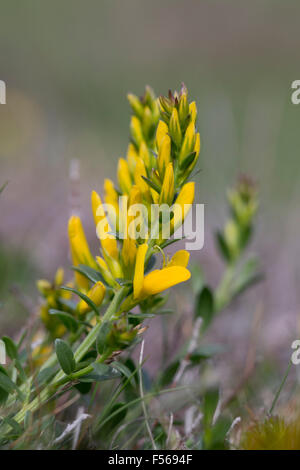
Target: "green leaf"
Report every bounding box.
[49,309,79,332]
[141,175,161,194]
[55,339,76,375]
[0,370,24,402]
[179,151,196,170]
[96,321,111,355]
[205,415,231,450]
[72,264,107,285]
[60,286,100,317]
[78,363,121,383]
[215,231,231,263]
[195,286,214,332]
[111,361,135,386]
[1,336,18,360]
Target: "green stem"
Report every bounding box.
[269,360,292,415]
[13,287,128,427]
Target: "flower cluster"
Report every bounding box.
[39,85,200,336]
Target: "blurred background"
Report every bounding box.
[1,0,300,388]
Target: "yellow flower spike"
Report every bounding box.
[189,101,197,124]
[91,190,118,259]
[127,143,140,175]
[133,243,148,299]
[171,182,195,233]
[96,256,117,287]
[156,120,168,149]
[54,267,64,286]
[169,108,182,147]
[179,122,196,165]
[134,158,152,202]
[167,250,190,268]
[118,158,132,194]
[78,281,106,315]
[157,134,171,179]
[130,115,143,147]
[139,141,151,169]
[140,266,191,297]
[159,162,175,206]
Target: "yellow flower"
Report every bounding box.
[68,215,95,289]
[167,250,190,268]
[118,158,132,194]
[156,120,168,149]
[179,122,196,165]
[127,143,139,175]
[141,266,190,297]
[134,158,151,202]
[159,162,174,205]
[78,281,106,315]
[171,182,195,233]
[104,178,119,219]
[169,108,182,147]
[133,243,148,299]
[91,190,118,260]
[133,244,190,300]
[157,134,171,179]
[189,101,197,123]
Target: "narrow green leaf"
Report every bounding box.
[1,336,18,360]
[72,264,107,285]
[78,363,120,383]
[195,286,214,332]
[49,309,79,332]
[141,175,161,194]
[60,286,100,316]
[55,339,76,375]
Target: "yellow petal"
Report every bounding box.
[159,162,174,205]
[169,108,182,147]
[171,182,195,233]
[130,116,143,147]
[167,250,190,268]
[141,266,191,297]
[157,134,171,179]
[68,215,96,275]
[134,158,151,201]
[78,281,106,315]
[156,120,168,149]
[139,141,151,169]
[179,122,195,164]
[133,243,148,299]
[118,158,132,194]
[91,190,118,259]
[122,238,137,278]
[189,101,197,123]
[127,143,139,175]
